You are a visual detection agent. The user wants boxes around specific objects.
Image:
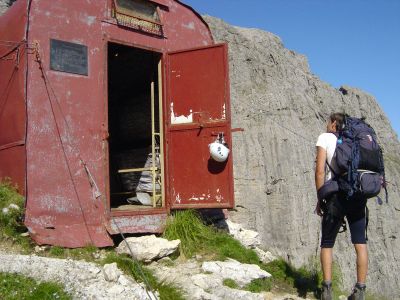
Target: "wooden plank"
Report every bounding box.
[158,60,165,208]
[118,167,158,173]
[151,81,156,207]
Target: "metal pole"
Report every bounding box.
[151,81,156,207]
[158,60,165,208]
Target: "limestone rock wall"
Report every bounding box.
[204,15,400,298]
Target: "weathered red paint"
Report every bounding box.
[0,0,234,248]
[166,44,234,209]
[0,0,28,195]
[107,213,168,235]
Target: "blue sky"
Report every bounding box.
[183,0,400,138]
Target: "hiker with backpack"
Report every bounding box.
[315,113,386,300]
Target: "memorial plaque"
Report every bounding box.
[50,39,88,76]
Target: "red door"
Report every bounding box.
[166,44,234,209]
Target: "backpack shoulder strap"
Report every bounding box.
[325,131,340,178]
[326,160,338,177]
[365,205,369,241]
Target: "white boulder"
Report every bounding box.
[201,259,271,287]
[222,220,261,248]
[116,235,180,262]
[254,247,277,264]
[103,262,123,282]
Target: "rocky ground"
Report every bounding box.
[0,252,152,300]
[148,257,314,300]
[0,250,312,300]
[0,221,314,300]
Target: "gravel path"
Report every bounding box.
[0,252,152,300]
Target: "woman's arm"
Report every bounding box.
[315,146,327,191]
[315,146,327,216]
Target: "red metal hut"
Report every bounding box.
[0,0,234,247]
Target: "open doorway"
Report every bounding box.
[107,42,164,211]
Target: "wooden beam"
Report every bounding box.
[118,167,158,173]
[158,59,165,208]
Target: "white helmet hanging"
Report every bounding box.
[209,133,230,162]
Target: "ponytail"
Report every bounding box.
[330,113,346,132]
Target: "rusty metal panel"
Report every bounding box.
[24,0,112,247]
[28,222,113,248]
[162,0,214,51]
[0,0,28,193]
[3,0,218,247]
[107,213,167,235]
[166,44,234,209]
[102,0,213,53]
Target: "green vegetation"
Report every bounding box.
[244,277,272,293]
[163,210,259,264]
[205,232,260,264]
[222,278,239,289]
[0,180,25,237]
[47,245,101,262]
[48,246,65,257]
[0,179,32,251]
[0,272,71,300]
[263,258,322,297]
[101,252,185,300]
[163,210,324,297]
[163,209,215,257]
[330,262,345,298]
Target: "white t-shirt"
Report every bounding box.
[316,133,339,180]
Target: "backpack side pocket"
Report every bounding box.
[317,179,339,201]
[359,171,382,198]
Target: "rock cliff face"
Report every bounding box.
[204,16,400,298]
[1,3,399,298]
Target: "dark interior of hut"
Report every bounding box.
[107,42,162,210]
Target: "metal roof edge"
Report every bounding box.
[174,0,215,43]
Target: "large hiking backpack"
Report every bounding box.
[327,116,387,201]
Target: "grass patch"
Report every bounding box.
[163,210,260,264]
[261,258,321,297]
[0,179,32,251]
[330,262,345,297]
[49,246,65,257]
[0,272,71,300]
[0,179,26,237]
[244,277,273,293]
[62,245,99,261]
[101,252,185,300]
[163,210,215,257]
[45,245,107,262]
[222,278,239,289]
[222,277,273,293]
[204,232,260,264]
